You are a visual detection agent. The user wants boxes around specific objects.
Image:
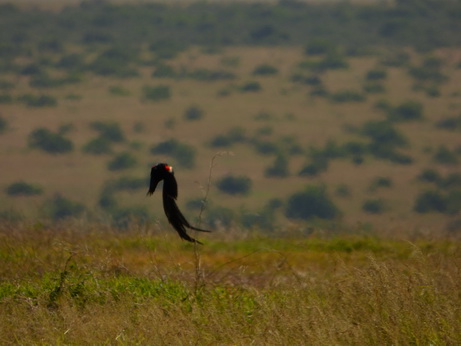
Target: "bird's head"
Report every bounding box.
[153,163,173,174]
[147,163,174,195]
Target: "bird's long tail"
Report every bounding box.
[163,195,210,244]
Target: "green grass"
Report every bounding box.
[0,225,460,344]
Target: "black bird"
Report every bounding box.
[147,163,210,244]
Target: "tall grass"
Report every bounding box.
[1,224,460,344]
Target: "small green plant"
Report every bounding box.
[216,175,252,195]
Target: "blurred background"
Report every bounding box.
[0,0,460,235]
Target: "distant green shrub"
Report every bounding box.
[216,175,252,195]
[82,137,113,155]
[209,135,232,148]
[436,115,461,131]
[368,177,393,192]
[387,101,424,122]
[365,68,387,81]
[150,139,196,168]
[186,198,205,211]
[28,128,73,154]
[362,199,386,214]
[187,68,235,81]
[380,50,410,67]
[143,85,171,101]
[0,80,15,90]
[433,145,458,165]
[111,206,150,229]
[152,64,176,78]
[0,94,13,104]
[418,168,441,183]
[298,157,329,177]
[265,154,289,178]
[6,181,43,196]
[408,58,447,84]
[309,87,329,97]
[29,73,64,88]
[205,206,235,228]
[439,173,461,190]
[149,39,187,60]
[45,194,85,221]
[254,112,274,121]
[252,139,278,155]
[414,190,447,214]
[363,83,386,94]
[108,176,146,192]
[90,121,125,143]
[183,106,204,121]
[285,185,339,221]
[335,184,351,198]
[290,73,323,86]
[330,90,366,103]
[107,152,137,171]
[108,86,131,96]
[56,53,85,71]
[240,81,261,92]
[252,64,278,76]
[305,39,334,56]
[317,53,349,70]
[209,127,246,148]
[89,47,139,77]
[360,120,410,163]
[0,116,7,133]
[18,94,57,107]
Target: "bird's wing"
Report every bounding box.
[147,166,163,195]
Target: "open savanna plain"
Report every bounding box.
[1,225,461,344]
[1,1,461,343]
[1,43,461,232]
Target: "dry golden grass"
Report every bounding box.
[1,224,461,344]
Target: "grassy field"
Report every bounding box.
[1,225,460,344]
